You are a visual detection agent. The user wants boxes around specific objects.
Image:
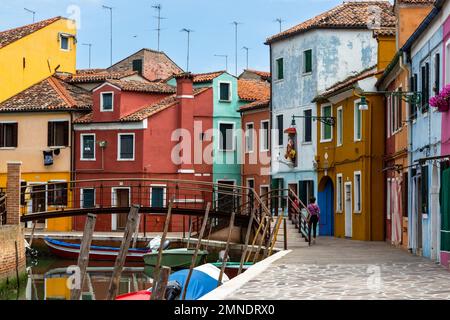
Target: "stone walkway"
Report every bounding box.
[226,237,450,300]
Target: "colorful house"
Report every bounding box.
[376,0,434,248]
[238,77,271,204]
[265,1,395,233]
[313,67,386,241]
[0,76,92,231]
[401,0,448,262]
[73,74,213,232]
[0,17,77,103]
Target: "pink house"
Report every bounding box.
[443,15,450,156]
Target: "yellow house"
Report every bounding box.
[0,76,92,231]
[0,16,77,103]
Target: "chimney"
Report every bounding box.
[175,73,195,174]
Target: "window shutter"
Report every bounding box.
[435,53,440,94]
[48,122,54,146]
[63,121,69,147]
[12,123,18,147]
[299,181,307,207]
[0,123,3,148]
[421,166,429,214]
[425,62,430,106]
[62,183,68,206]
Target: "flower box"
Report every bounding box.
[430,84,450,112]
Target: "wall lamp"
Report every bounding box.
[354,87,422,110]
[291,114,335,127]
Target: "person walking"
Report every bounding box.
[307,197,320,245]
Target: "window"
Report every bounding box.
[304,109,312,143]
[276,58,284,80]
[219,82,231,102]
[118,134,135,160]
[299,180,314,206]
[421,166,429,214]
[101,92,114,111]
[276,115,283,146]
[81,134,95,160]
[336,174,343,212]
[48,182,68,206]
[354,101,362,141]
[60,35,69,50]
[245,123,254,153]
[219,123,234,151]
[303,49,312,74]
[410,74,418,121]
[48,121,69,147]
[81,189,95,208]
[321,105,332,142]
[260,120,269,151]
[354,172,361,213]
[434,53,440,95]
[132,59,143,75]
[390,88,403,134]
[0,122,18,148]
[337,107,343,146]
[421,62,430,113]
[20,181,27,206]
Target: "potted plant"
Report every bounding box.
[429,84,450,112]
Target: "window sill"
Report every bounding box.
[0,147,17,150]
[302,72,312,77]
[260,148,270,153]
[302,142,312,145]
[49,146,68,150]
[274,79,284,84]
[219,100,232,103]
[320,139,333,144]
[117,158,135,162]
[81,158,96,162]
[218,149,236,153]
[100,109,114,112]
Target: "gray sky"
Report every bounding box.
[1,0,389,74]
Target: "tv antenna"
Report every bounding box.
[181,28,194,72]
[24,8,36,23]
[152,4,167,51]
[231,21,243,76]
[214,54,228,72]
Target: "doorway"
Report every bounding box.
[113,188,130,231]
[318,177,334,236]
[344,182,352,238]
[288,183,298,220]
[217,180,236,213]
[150,186,166,208]
[31,184,46,229]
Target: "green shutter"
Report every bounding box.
[304,50,312,73]
[277,58,284,80]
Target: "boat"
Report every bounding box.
[143,248,208,277]
[116,263,229,300]
[44,237,156,262]
[211,261,254,279]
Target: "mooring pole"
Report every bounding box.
[71,213,96,300]
[218,211,236,286]
[253,216,270,263]
[284,217,288,250]
[150,266,171,300]
[181,203,210,300]
[238,209,255,276]
[106,205,140,300]
[151,198,174,292]
[14,241,20,298]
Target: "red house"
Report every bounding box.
[72,74,213,232]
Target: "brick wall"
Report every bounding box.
[0,225,26,283]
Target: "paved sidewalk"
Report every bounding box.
[226,237,450,300]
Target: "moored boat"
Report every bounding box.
[44,237,152,262]
[211,261,253,279]
[143,248,208,277]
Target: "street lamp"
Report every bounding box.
[290,114,335,127]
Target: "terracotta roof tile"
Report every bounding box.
[104,79,176,94]
[0,17,62,49]
[396,0,435,4]
[242,69,271,80]
[373,27,397,37]
[314,66,381,101]
[238,79,271,101]
[61,69,138,83]
[266,1,395,44]
[0,76,92,112]
[239,99,270,112]
[192,71,226,83]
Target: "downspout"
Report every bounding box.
[368,95,373,241]
[70,112,75,183]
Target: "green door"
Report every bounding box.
[151,187,165,208]
[441,167,450,255]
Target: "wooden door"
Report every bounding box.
[116,189,129,230]
[344,183,352,238]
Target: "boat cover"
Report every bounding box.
[44,237,150,252]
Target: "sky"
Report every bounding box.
[0,0,388,75]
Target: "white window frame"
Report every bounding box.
[218,121,236,152]
[303,48,313,75]
[218,81,232,102]
[354,99,362,142]
[320,104,333,143]
[48,119,70,148]
[260,120,270,152]
[245,122,254,153]
[80,133,96,161]
[275,57,284,81]
[336,106,343,147]
[80,188,96,209]
[59,34,70,51]
[303,109,313,144]
[117,133,135,161]
[100,92,114,112]
[336,174,343,213]
[354,171,362,213]
[150,184,167,208]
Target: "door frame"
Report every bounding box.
[216,179,236,211]
[344,181,352,238]
[150,184,167,208]
[111,187,131,231]
[29,182,48,229]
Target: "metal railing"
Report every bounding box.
[0,193,6,225]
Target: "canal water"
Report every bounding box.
[8,245,244,300]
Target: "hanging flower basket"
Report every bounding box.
[284,127,297,135]
[429,84,450,112]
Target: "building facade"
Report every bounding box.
[266,1,395,233]
[0,17,77,103]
